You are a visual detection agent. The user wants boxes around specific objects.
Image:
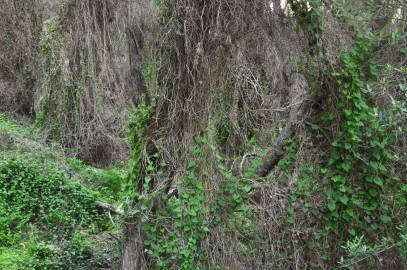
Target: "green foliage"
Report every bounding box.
[215,116,232,146]
[142,136,210,269]
[0,155,109,269]
[276,140,297,184]
[0,241,64,270]
[127,101,152,147]
[287,162,321,228]
[289,0,323,50]
[126,100,152,195]
[0,237,94,270]
[306,23,407,268]
[67,157,127,201]
[0,247,31,270]
[325,31,398,239]
[138,130,256,269]
[0,113,27,136]
[0,157,103,239]
[143,65,153,82]
[291,1,407,265]
[226,206,266,258]
[338,235,381,268]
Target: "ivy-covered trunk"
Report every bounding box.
[120,0,407,268]
[121,0,313,268]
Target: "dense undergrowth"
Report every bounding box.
[0,113,125,269]
[123,0,407,269]
[0,0,406,269]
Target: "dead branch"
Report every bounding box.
[96,201,124,215]
[256,72,310,177]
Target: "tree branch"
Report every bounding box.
[96,201,124,215]
[256,73,310,177]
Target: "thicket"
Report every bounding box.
[35,0,132,166]
[0,0,406,269]
[0,155,116,269]
[122,0,407,269]
[0,0,159,167]
[0,113,123,269]
[0,0,42,115]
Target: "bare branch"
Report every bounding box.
[96,201,124,215]
[257,73,309,177]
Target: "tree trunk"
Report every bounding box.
[121,220,146,270]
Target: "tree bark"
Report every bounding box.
[121,220,146,270]
[257,72,309,177]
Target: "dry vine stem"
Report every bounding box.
[0,0,42,115]
[35,0,158,166]
[121,0,313,269]
[0,0,406,268]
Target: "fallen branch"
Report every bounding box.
[96,201,124,215]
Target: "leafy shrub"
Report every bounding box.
[67,157,127,201]
[0,155,109,269]
[0,248,30,270]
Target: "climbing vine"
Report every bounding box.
[323,29,400,253]
[142,136,210,269]
[134,127,255,269]
[126,98,152,196]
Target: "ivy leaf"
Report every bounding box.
[348,228,356,236]
[367,201,378,211]
[332,175,345,184]
[320,167,328,174]
[242,185,252,193]
[372,150,382,160]
[344,142,351,150]
[305,22,314,31]
[368,188,378,197]
[147,163,155,172]
[328,153,340,166]
[401,184,407,192]
[244,171,256,178]
[372,176,383,188]
[189,209,197,216]
[339,195,349,205]
[370,162,379,170]
[187,161,196,170]
[380,215,391,223]
[343,109,352,116]
[369,64,379,77]
[345,209,355,219]
[341,162,352,172]
[327,201,336,212]
[377,163,387,173]
[332,139,341,147]
[338,184,347,193]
